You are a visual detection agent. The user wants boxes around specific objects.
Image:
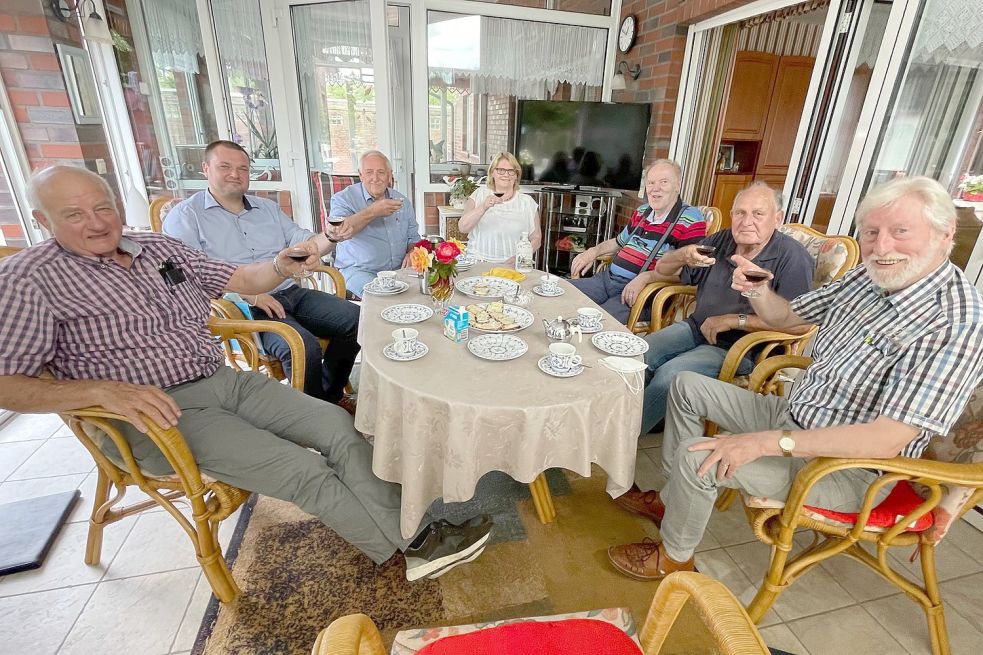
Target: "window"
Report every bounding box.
[426,11,605,182]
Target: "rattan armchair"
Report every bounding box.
[311,572,769,655]
[59,316,306,603]
[738,356,983,655]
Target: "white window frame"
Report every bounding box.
[0,77,43,244]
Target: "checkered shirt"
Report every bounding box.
[789,261,983,459]
[0,233,237,388]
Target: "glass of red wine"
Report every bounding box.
[694,244,716,266]
[493,191,506,199]
[741,269,770,298]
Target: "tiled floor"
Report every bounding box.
[1,417,982,654]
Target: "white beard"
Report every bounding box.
[865,235,945,291]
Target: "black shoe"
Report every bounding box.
[404,515,492,582]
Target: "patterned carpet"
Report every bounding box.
[192,468,723,655]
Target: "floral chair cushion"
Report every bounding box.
[777,226,849,288]
[392,607,639,655]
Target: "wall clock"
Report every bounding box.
[618,15,637,54]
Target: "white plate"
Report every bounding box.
[591,331,649,357]
[465,303,535,333]
[362,280,409,296]
[532,285,564,297]
[457,254,477,267]
[537,355,584,378]
[455,275,518,299]
[383,341,428,362]
[468,334,528,361]
[380,303,434,324]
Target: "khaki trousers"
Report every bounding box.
[118,366,412,564]
[658,371,878,561]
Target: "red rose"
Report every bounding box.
[434,240,461,263]
[413,238,433,252]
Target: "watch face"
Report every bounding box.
[779,436,796,452]
[618,16,636,53]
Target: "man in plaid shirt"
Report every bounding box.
[0,166,491,581]
[607,176,983,580]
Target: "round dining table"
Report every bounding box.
[355,262,643,538]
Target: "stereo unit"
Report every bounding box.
[574,195,592,215]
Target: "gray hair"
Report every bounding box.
[856,176,956,235]
[26,165,116,216]
[734,181,783,213]
[645,159,682,185]
[358,150,392,172]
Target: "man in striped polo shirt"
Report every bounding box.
[569,159,706,324]
[607,176,983,580]
[0,166,491,581]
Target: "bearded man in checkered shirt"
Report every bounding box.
[0,166,491,582]
[606,176,983,581]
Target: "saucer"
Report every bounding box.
[532,285,564,297]
[591,331,649,357]
[578,323,603,334]
[383,341,428,362]
[362,280,409,296]
[468,333,528,361]
[381,304,434,324]
[537,355,584,378]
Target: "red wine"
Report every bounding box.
[287,252,309,262]
[494,192,506,198]
[695,245,716,256]
[744,271,770,282]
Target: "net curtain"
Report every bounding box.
[143,0,204,74]
[429,14,607,99]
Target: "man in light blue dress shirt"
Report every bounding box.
[164,141,360,412]
[328,151,421,296]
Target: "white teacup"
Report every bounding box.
[392,328,419,356]
[576,307,602,330]
[540,274,560,294]
[548,342,582,372]
[376,270,397,289]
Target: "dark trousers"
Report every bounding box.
[569,269,633,324]
[251,286,360,402]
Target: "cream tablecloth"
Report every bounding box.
[355,264,643,538]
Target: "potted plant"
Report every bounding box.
[958,174,983,202]
[447,176,478,209]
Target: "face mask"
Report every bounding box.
[599,356,647,394]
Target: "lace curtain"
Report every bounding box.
[143,0,203,74]
[428,13,606,100]
[911,0,983,65]
[292,1,373,83]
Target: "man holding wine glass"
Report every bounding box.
[164,141,360,413]
[606,176,983,583]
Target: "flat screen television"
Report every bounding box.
[514,100,651,190]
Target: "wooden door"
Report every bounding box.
[721,52,779,141]
[711,174,753,221]
[756,56,816,177]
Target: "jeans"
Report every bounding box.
[251,286,360,403]
[639,322,753,435]
[569,269,632,324]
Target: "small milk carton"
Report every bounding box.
[444,305,469,343]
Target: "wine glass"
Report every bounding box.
[694,244,716,267]
[741,269,770,298]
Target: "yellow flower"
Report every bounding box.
[408,246,433,273]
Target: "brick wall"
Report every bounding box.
[0,0,121,238]
[485,95,512,157]
[612,0,751,224]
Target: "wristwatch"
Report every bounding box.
[737,313,748,329]
[779,430,796,457]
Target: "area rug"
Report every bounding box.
[192,468,724,655]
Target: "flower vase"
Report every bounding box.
[450,197,466,209]
[419,273,431,295]
[430,273,455,315]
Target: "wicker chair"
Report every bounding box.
[311,571,770,655]
[149,196,181,233]
[59,316,306,603]
[737,356,983,655]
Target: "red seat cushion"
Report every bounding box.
[804,480,934,532]
[416,619,642,655]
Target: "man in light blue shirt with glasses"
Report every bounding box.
[328,150,421,296]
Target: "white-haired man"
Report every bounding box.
[607,176,983,580]
[569,159,707,324]
[328,150,421,296]
[0,166,491,581]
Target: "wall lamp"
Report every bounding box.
[611,61,642,91]
[49,0,104,23]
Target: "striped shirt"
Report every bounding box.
[609,203,706,280]
[789,261,983,458]
[0,234,237,388]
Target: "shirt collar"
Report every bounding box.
[204,189,253,211]
[871,260,954,309]
[360,183,390,204]
[57,235,143,264]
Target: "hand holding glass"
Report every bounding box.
[693,244,716,267]
[741,269,771,298]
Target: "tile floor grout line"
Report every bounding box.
[0,439,48,483]
[54,581,100,655]
[167,570,204,655]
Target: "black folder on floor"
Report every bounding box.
[0,490,79,576]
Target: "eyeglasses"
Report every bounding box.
[493,168,517,177]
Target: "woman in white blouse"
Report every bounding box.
[458,152,542,263]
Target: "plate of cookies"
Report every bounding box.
[465,301,534,333]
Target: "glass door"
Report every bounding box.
[273,0,404,231]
